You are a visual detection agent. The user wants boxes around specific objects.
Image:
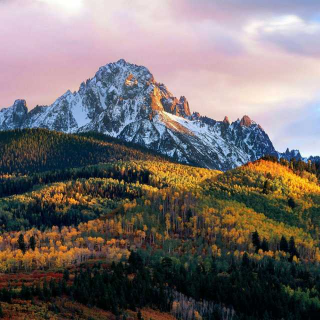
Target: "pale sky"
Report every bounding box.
[1,0,320,156]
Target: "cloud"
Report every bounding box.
[178,0,320,23]
[245,15,320,57]
[36,0,85,16]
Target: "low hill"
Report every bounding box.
[209,159,320,235]
[0,129,168,175]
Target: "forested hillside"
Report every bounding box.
[0,129,167,175]
[0,130,320,319]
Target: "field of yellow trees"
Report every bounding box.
[0,129,320,319]
[0,158,319,273]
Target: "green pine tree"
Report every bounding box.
[18,234,26,254]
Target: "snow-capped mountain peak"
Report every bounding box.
[0,59,298,170]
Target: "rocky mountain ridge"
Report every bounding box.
[0,59,311,170]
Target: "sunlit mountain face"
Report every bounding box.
[0,59,308,171]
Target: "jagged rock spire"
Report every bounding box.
[240,115,252,127]
[0,99,28,130]
[179,96,191,117]
[223,116,230,125]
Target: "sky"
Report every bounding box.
[1,0,320,156]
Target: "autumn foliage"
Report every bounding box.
[0,130,320,319]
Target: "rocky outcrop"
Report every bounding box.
[0,99,28,130]
[240,115,253,127]
[280,148,304,161]
[223,116,230,125]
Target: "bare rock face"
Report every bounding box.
[223,116,230,125]
[0,59,287,170]
[240,115,253,127]
[0,99,28,130]
[178,96,191,117]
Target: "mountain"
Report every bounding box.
[0,59,307,170]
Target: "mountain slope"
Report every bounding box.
[0,156,320,319]
[208,159,320,234]
[0,59,280,171]
[0,128,165,175]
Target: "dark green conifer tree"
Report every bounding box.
[289,236,299,259]
[29,236,36,251]
[252,231,261,252]
[18,234,26,254]
[261,238,269,252]
[280,236,289,253]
